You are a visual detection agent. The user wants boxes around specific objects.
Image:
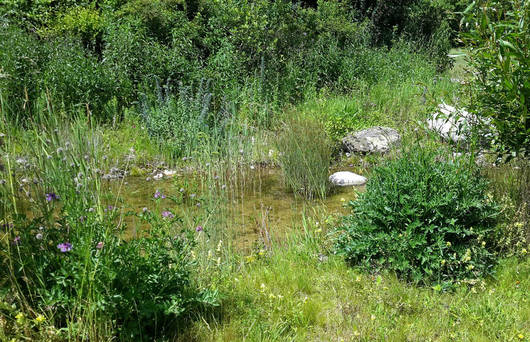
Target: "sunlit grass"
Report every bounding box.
[181,230,530,342]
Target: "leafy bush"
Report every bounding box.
[335,149,500,285]
[109,212,214,339]
[462,0,530,158]
[0,25,47,122]
[43,40,118,119]
[276,116,332,199]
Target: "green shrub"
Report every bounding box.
[335,149,500,286]
[462,0,530,158]
[275,116,332,199]
[43,40,118,120]
[0,25,47,122]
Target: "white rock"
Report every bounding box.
[162,170,177,177]
[426,103,474,142]
[329,171,367,186]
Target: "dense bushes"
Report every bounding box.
[1,0,454,126]
[463,0,530,158]
[335,149,500,286]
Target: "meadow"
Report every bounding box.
[1,0,529,341]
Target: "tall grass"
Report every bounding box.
[275,116,333,200]
[0,93,211,341]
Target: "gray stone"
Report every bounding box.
[342,126,400,154]
[329,171,367,186]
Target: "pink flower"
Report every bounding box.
[162,211,174,218]
[154,190,166,199]
[96,241,104,249]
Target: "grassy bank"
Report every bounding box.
[182,232,529,341]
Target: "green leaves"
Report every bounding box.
[462,0,530,158]
[335,149,500,285]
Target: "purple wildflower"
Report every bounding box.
[45,192,58,201]
[1,223,14,231]
[13,236,21,244]
[154,190,166,199]
[96,241,104,249]
[196,225,203,232]
[162,211,174,218]
[57,242,72,252]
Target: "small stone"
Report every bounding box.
[329,171,367,186]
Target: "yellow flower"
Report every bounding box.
[522,248,527,255]
[518,334,524,339]
[35,314,46,324]
[15,312,24,324]
[340,198,346,202]
[245,255,255,263]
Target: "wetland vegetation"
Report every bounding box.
[1,0,529,341]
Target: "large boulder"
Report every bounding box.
[342,126,401,154]
[329,171,367,186]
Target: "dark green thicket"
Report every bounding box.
[335,149,500,286]
[0,0,454,126]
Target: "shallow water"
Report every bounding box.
[103,167,363,250]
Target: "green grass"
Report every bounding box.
[180,231,530,342]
